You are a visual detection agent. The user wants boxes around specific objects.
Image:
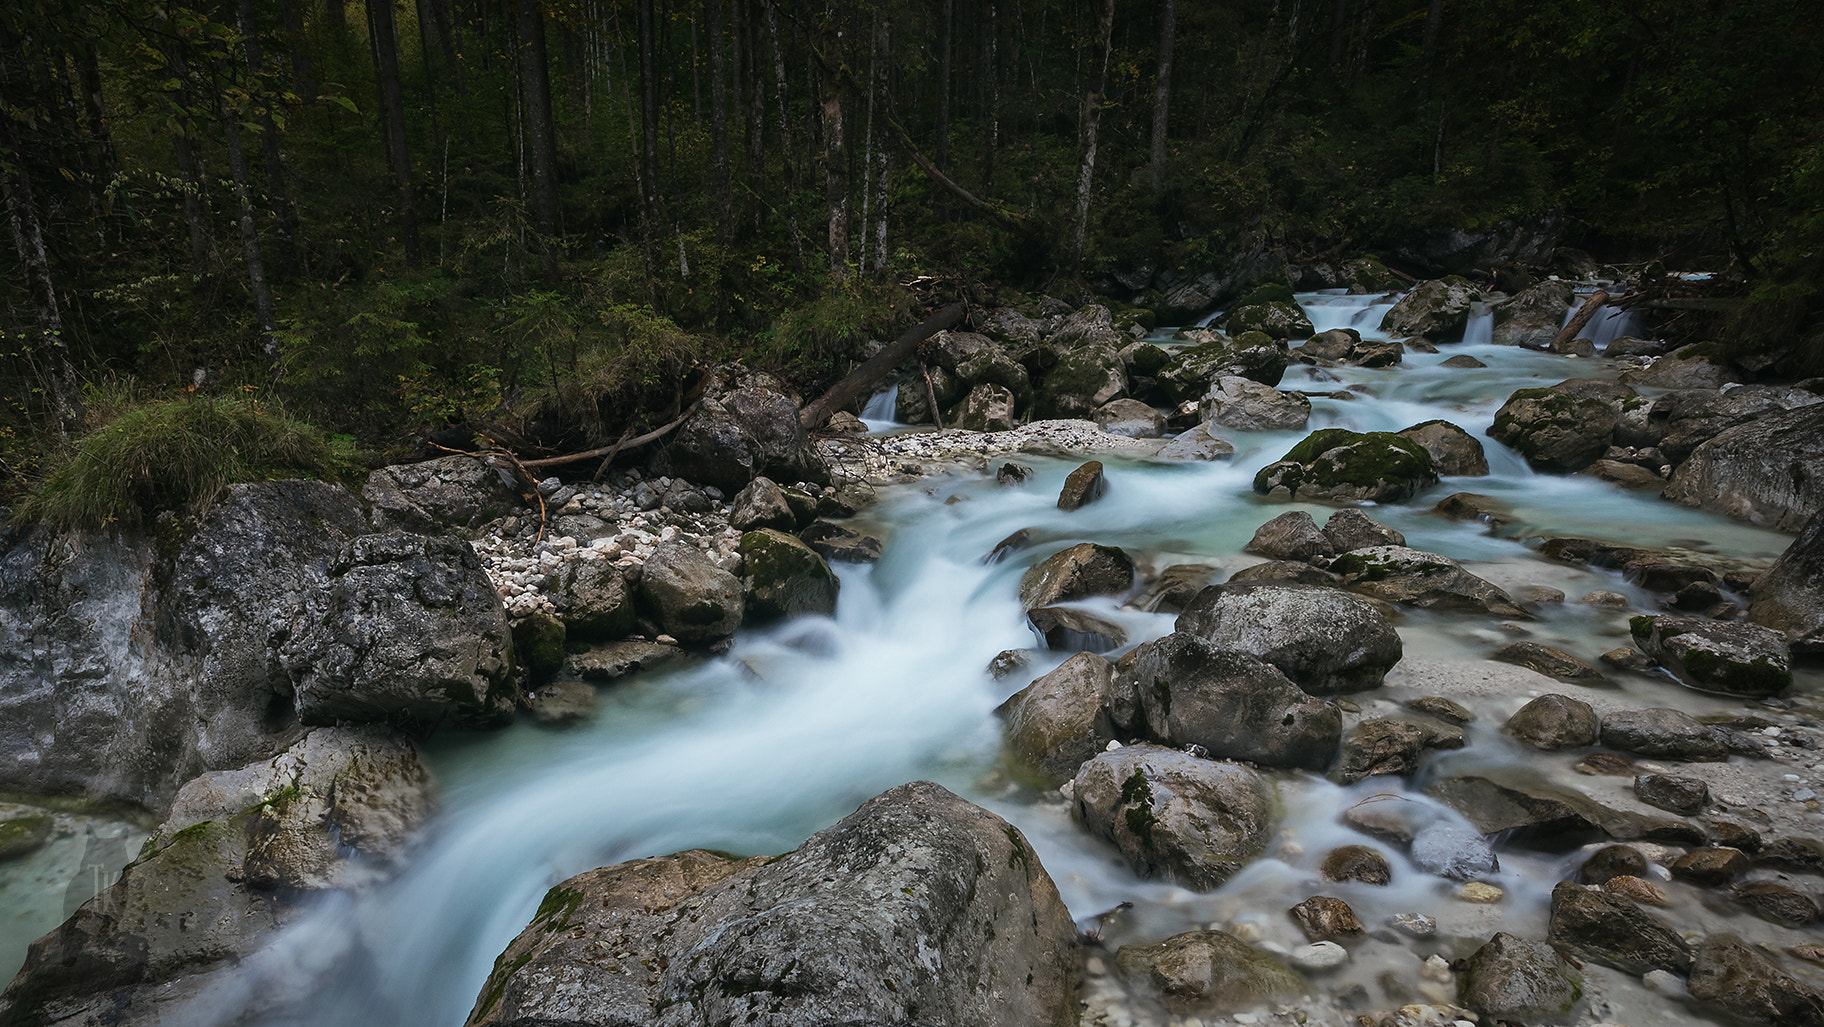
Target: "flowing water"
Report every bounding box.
[3,291,1818,1023]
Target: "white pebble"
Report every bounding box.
[1643,969,1687,998]
[1290,941,1347,970]
[1419,954,1452,983]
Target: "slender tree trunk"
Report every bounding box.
[982,1,998,191]
[0,69,82,433]
[637,0,661,240]
[518,0,561,280]
[1418,0,1441,105]
[935,0,951,173]
[279,0,318,99]
[220,101,280,372]
[822,64,847,279]
[871,18,889,274]
[1149,0,1177,196]
[238,0,301,276]
[1070,0,1116,277]
[173,118,215,274]
[708,0,731,242]
[369,0,421,261]
[764,0,802,267]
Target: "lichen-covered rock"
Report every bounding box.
[997,652,1126,786]
[364,454,523,533]
[1319,845,1391,885]
[1460,932,1581,1022]
[1663,403,1824,530]
[1547,880,1691,975]
[1635,772,1708,815]
[1244,510,1334,561]
[1115,930,1305,1013]
[1175,582,1402,694]
[637,541,744,643]
[1253,428,1438,503]
[956,382,1018,431]
[737,528,839,621]
[280,531,515,729]
[1072,744,1273,891]
[1331,545,1528,617]
[1153,337,1293,400]
[1750,510,1824,653]
[1018,543,1136,610]
[1288,895,1364,940]
[1329,716,1465,784]
[1379,277,1481,341]
[1687,934,1824,1027]
[1198,375,1311,432]
[1491,280,1574,349]
[659,386,829,493]
[1224,288,1315,340]
[1120,633,1341,771]
[556,560,635,640]
[0,728,431,1026]
[1630,614,1792,696]
[1322,509,1404,552]
[1398,419,1490,476]
[1487,386,1621,472]
[464,782,1079,1027]
[1036,341,1128,419]
[1506,694,1599,750]
[510,612,566,681]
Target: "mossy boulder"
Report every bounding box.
[511,612,567,681]
[1331,545,1530,618]
[1491,280,1575,349]
[1253,428,1439,503]
[0,814,52,861]
[1154,337,1292,401]
[738,528,839,621]
[1487,386,1620,472]
[1072,744,1273,891]
[1034,342,1128,419]
[1379,276,1481,341]
[1223,298,1314,340]
[1630,614,1792,696]
[637,541,744,643]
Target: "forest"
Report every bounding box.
[2,0,1820,520]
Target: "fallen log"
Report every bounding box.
[1548,289,1609,351]
[799,301,965,429]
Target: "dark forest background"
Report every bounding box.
[3,0,1820,498]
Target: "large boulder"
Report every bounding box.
[997,652,1126,785]
[1120,633,1342,771]
[1198,375,1311,432]
[1664,404,1824,530]
[1035,341,1128,419]
[278,532,515,729]
[1330,545,1529,618]
[637,541,744,643]
[659,385,828,493]
[1546,881,1691,975]
[1018,543,1136,610]
[1072,745,1273,891]
[1253,428,1439,503]
[956,383,1019,431]
[1487,385,1622,472]
[1506,694,1599,750]
[363,455,523,533]
[1398,419,1489,476]
[0,480,377,810]
[1657,385,1820,465]
[556,560,636,640]
[737,529,839,621]
[1459,932,1581,1023]
[0,728,431,1026]
[1750,510,1824,653]
[1630,614,1792,696]
[1378,277,1481,341]
[1223,284,1314,340]
[1153,336,1293,401]
[464,782,1078,1027]
[1243,510,1334,561]
[1687,935,1824,1027]
[1599,707,1731,762]
[1175,582,1402,694]
[1323,509,1405,551]
[1491,280,1575,349]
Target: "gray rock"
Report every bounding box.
[1432,490,1515,526]
[1226,560,1342,586]
[1488,383,1625,472]
[1621,352,1729,389]
[1176,582,1403,694]
[1493,642,1608,685]
[738,529,838,621]
[1630,614,1792,696]
[1198,376,1311,432]
[363,455,523,532]
[1093,397,1165,438]
[1154,336,1294,399]
[1322,509,1405,552]
[1461,932,1580,1022]
[1409,823,1499,881]
[796,521,884,563]
[1114,930,1305,1012]
[1036,340,1128,419]
[1330,716,1465,785]
[465,782,1078,1027]
[1547,880,1691,975]
[1121,633,1341,771]
[730,476,797,531]
[1635,773,1709,815]
[1657,385,1818,465]
[1253,428,1439,504]
[1407,695,1474,723]
[955,382,1018,431]
[1397,419,1490,476]
[659,385,828,493]
[525,679,597,725]
[1137,563,1223,613]
[1320,845,1392,885]
[1664,403,1824,530]
[997,652,1125,786]
[1752,511,1824,655]
[1426,774,1605,849]
[557,560,635,640]
[1028,606,1128,653]
[280,531,515,729]
[1331,545,1529,618]
[1491,280,1574,349]
[1687,934,1824,1027]
[1018,543,1136,610]
[1442,353,1486,367]
[1298,328,1359,361]
[1155,422,1236,461]
[1379,277,1481,341]
[0,728,431,1026]
[1506,694,1599,750]
[568,640,685,681]
[1058,460,1109,511]
[1072,744,1273,891]
[1244,510,1335,562]
[637,541,744,643]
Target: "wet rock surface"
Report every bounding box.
[1072,744,1274,891]
[1176,582,1403,694]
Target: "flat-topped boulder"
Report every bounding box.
[1072,744,1273,891]
[1330,545,1529,618]
[1120,633,1341,771]
[1630,614,1792,696]
[1253,428,1439,504]
[1175,582,1402,694]
[1663,403,1824,530]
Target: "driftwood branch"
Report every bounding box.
[920,360,945,430]
[1548,289,1610,351]
[517,400,702,468]
[799,301,966,429]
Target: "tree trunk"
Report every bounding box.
[708,0,731,242]
[1149,0,1177,196]
[935,0,951,176]
[871,18,889,272]
[1549,290,1609,351]
[369,0,421,261]
[1418,0,1441,104]
[822,60,847,279]
[799,302,965,430]
[173,118,215,274]
[279,0,318,100]
[238,0,301,277]
[1070,0,1116,276]
[220,100,280,374]
[637,0,661,241]
[764,0,803,266]
[982,1,998,191]
[0,65,82,434]
[517,0,561,280]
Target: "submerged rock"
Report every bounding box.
[1114,930,1305,1013]
[1379,276,1481,341]
[464,782,1078,1027]
[1072,744,1273,891]
[1398,419,1490,476]
[1492,642,1608,685]
[1176,582,1403,694]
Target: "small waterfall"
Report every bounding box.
[860,384,898,423]
[1560,297,1646,350]
[1461,301,1493,346]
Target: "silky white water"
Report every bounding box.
[5,290,1817,1024]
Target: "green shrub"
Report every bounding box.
[529,303,707,445]
[15,397,356,532]
[757,280,909,388]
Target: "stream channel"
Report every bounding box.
[5,289,1820,1025]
